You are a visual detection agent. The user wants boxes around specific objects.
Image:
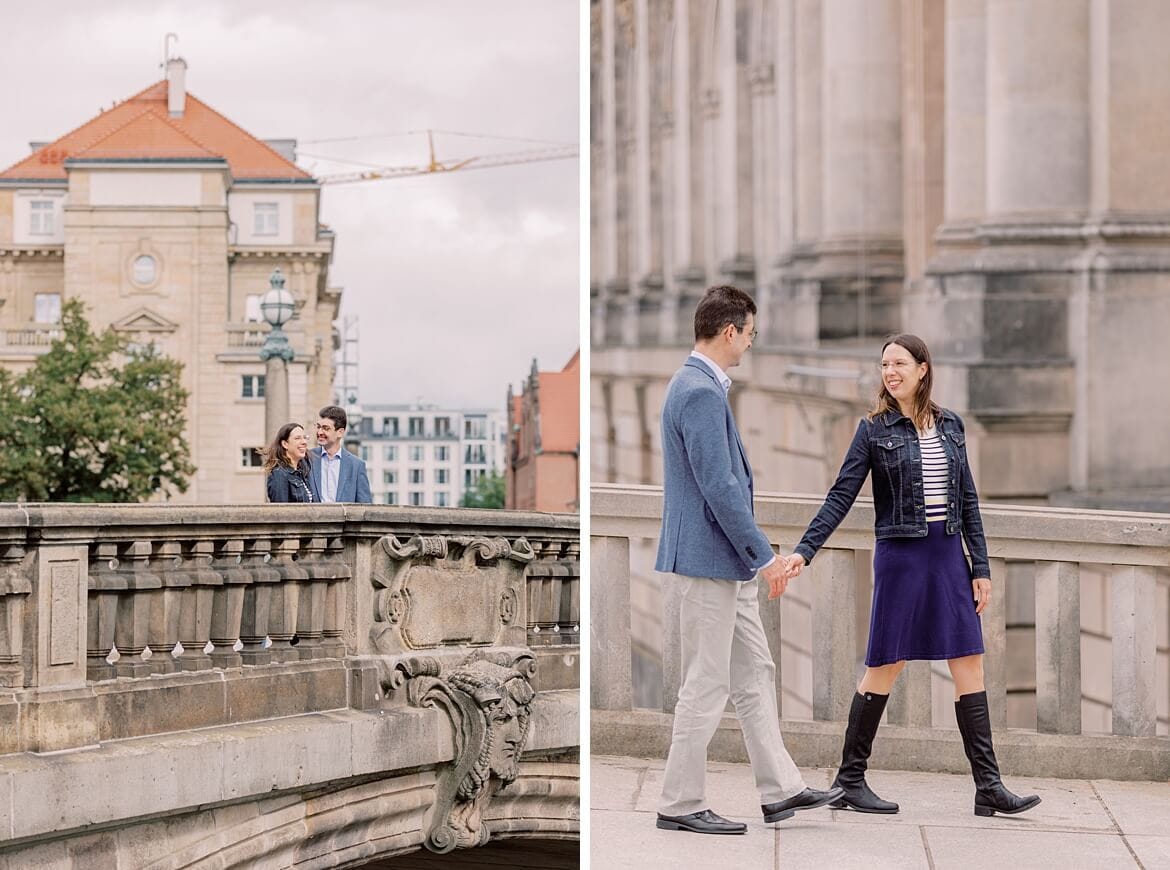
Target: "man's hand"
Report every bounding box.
[761,559,789,600]
[783,553,806,581]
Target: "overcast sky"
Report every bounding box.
[0,0,580,410]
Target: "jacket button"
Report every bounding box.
[887,441,893,447]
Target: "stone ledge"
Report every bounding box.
[0,690,577,845]
[591,709,1170,781]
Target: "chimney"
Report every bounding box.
[166,57,187,118]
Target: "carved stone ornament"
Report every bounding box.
[370,535,534,654]
[384,651,537,853]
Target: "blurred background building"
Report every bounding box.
[0,57,340,503]
[591,0,1170,733]
[352,404,505,507]
[506,351,581,513]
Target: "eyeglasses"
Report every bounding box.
[736,326,759,342]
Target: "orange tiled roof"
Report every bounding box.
[1,80,312,182]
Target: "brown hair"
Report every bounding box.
[262,422,306,473]
[694,285,757,342]
[318,405,348,432]
[868,334,940,431]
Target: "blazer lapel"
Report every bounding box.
[337,451,352,499]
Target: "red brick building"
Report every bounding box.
[506,351,579,513]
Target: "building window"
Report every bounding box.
[245,294,263,322]
[240,447,264,468]
[131,255,157,287]
[383,417,400,436]
[436,492,449,507]
[409,491,424,506]
[34,293,62,324]
[436,469,449,485]
[384,492,398,505]
[464,469,486,489]
[435,445,449,461]
[409,445,424,462]
[360,446,370,462]
[29,200,54,235]
[464,417,487,439]
[409,468,424,484]
[254,202,279,236]
[241,375,265,399]
[383,470,397,485]
[409,416,425,437]
[435,416,451,436]
[384,445,398,462]
[464,444,487,465]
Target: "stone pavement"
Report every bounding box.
[592,755,1170,869]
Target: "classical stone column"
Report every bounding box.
[816,0,904,339]
[749,2,780,344]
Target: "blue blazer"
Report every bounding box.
[308,446,372,504]
[655,358,774,581]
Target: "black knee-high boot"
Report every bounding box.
[831,691,899,813]
[954,691,1041,817]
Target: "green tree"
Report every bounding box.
[0,299,195,502]
[459,470,506,509]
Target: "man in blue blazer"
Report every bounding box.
[655,286,842,835]
[309,405,372,504]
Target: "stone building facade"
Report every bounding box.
[0,58,340,503]
[591,0,1170,732]
[353,404,505,507]
[506,351,581,513]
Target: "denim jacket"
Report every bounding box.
[794,408,990,578]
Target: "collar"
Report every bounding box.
[689,350,731,393]
[320,446,344,461]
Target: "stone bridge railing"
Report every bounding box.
[0,504,579,867]
[591,484,1170,781]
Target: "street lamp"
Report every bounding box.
[260,267,295,443]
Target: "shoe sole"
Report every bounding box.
[974,796,1042,817]
[655,820,746,834]
[829,799,900,815]
[765,791,846,824]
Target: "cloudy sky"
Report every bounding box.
[0,0,581,409]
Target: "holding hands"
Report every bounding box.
[763,553,807,599]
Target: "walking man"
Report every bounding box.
[655,285,842,834]
[310,405,373,504]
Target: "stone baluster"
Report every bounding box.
[146,541,187,675]
[812,548,859,723]
[209,540,248,669]
[591,535,632,712]
[1111,565,1157,737]
[983,556,1009,728]
[295,537,329,661]
[177,540,216,671]
[266,538,304,663]
[562,562,581,646]
[320,536,350,658]
[238,538,280,666]
[1034,560,1081,734]
[0,545,31,688]
[87,542,120,681]
[113,541,160,678]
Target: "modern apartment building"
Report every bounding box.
[352,405,505,507]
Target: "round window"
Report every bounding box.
[132,255,157,286]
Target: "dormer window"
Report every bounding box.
[29,201,54,235]
[254,203,279,236]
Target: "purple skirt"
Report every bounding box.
[866,522,985,667]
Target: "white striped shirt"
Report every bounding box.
[918,426,949,522]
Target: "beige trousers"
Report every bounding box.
[658,574,806,816]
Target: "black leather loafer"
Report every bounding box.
[655,809,747,834]
[761,786,846,823]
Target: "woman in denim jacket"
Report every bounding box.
[264,422,316,503]
[788,334,1039,819]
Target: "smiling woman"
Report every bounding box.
[263,421,315,503]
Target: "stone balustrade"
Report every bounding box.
[591,484,1170,780]
[0,503,580,755]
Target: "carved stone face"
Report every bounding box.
[487,689,525,779]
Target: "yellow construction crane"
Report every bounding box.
[307,130,577,185]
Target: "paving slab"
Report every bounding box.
[776,819,930,870]
[591,807,773,870]
[591,758,645,812]
[1090,779,1170,836]
[923,825,1140,870]
[1125,834,1170,869]
[829,769,1112,833]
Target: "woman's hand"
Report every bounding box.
[972,577,991,615]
